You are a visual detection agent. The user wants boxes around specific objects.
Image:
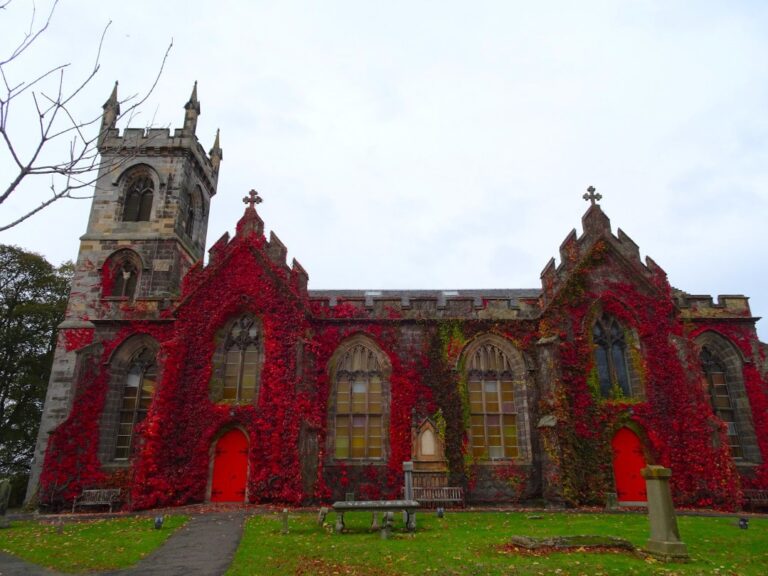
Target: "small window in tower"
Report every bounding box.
[185,201,195,237]
[122,172,154,222]
[179,187,198,238]
[113,261,138,298]
[104,250,142,300]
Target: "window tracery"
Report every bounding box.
[122,170,154,222]
[332,342,387,460]
[114,347,156,460]
[593,314,632,398]
[467,342,519,460]
[219,315,263,403]
[180,186,199,238]
[104,250,141,300]
[701,347,743,458]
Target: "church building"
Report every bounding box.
[28,86,768,510]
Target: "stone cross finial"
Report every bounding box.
[243,189,262,209]
[583,185,602,206]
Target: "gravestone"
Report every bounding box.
[0,478,10,528]
[317,506,328,526]
[641,466,688,561]
[281,508,289,534]
[381,511,394,540]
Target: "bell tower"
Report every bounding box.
[26,83,222,501]
[56,81,223,322]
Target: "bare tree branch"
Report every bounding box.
[0,1,173,231]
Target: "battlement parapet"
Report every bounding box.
[99,125,218,191]
[677,293,752,319]
[309,289,541,320]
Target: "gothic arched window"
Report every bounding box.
[332,341,388,460]
[103,250,141,300]
[114,347,156,460]
[701,347,743,458]
[122,171,154,222]
[467,342,520,460]
[113,260,138,298]
[220,315,263,403]
[179,186,199,238]
[593,314,631,398]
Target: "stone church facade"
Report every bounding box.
[28,86,768,509]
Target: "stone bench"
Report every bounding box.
[412,486,464,507]
[330,499,420,533]
[743,489,768,509]
[71,489,121,513]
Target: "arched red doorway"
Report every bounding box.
[611,427,647,505]
[210,428,249,502]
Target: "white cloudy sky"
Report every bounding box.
[2,1,767,338]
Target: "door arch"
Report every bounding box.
[611,427,647,505]
[210,428,249,502]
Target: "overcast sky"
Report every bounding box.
[2,1,767,338]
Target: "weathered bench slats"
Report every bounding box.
[413,472,450,488]
[743,489,768,509]
[412,486,464,507]
[72,489,121,513]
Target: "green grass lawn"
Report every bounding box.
[0,515,187,573]
[227,511,768,576]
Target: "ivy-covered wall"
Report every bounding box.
[37,205,768,511]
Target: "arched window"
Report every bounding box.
[332,341,388,460]
[122,170,154,222]
[103,250,142,300]
[467,342,520,460]
[593,314,631,398]
[179,186,198,238]
[701,347,743,458]
[220,315,262,403]
[114,347,156,460]
[113,260,138,298]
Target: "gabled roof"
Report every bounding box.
[538,203,666,310]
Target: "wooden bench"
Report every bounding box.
[743,489,768,509]
[412,486,464,507]
[330,499,420,533]
[71,489,121,513]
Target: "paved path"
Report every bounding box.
[0,552,60,576]
[0,511,247,576]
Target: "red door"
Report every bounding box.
[611,427,647,504]
[211,429,249,502]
